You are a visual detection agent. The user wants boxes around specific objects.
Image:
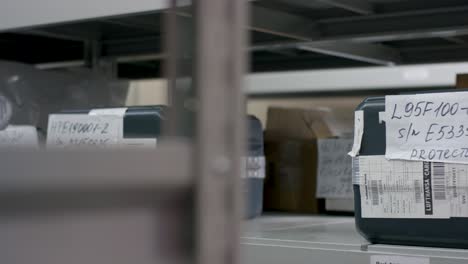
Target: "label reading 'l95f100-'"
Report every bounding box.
[355,156,468,219]
[385,91,468,164]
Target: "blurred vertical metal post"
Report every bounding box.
[164,0,180,135]
[194,1,247,264]
[164,0,195,138]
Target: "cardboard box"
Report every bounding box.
[456,73,468,88]
[263,107,332,213]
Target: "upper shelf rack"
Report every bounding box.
[2,0,468,78]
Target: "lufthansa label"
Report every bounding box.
[423,161,433,215]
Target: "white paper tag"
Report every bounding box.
[47,114,123,149]
[370,255,429,264]
[378,111,386,124]
[317,138,354,199]
[385,91,468,164]
[357,156,450,219]
[89,108,127,117]
[242,156,266,179]
[348,111,364,157]
[0,125,39,149]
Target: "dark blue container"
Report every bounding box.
[245,115,265,219]
[52,108,264,218]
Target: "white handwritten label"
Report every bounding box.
[0,125,39,148]
[348,111,364,157]
[47,114,123,149]
[317,138,354,199]
[370,255,429,264]
[386,91,468,164]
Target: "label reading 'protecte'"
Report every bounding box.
[385,91,468,164]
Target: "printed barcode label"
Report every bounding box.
[359,156,452,219]
[414,180,422,203]
[352,157,361,185]
[433,162,446,201]
[371,180,379,206]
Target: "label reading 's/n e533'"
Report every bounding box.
[385,91,468,164]
[370,255,429,264]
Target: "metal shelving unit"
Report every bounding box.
[1,1,468,264]
[3,0,468,79]
[0,1,246,264]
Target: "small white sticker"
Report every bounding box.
[47,114,123,149]
[317,138,354,199]
[433,162,468,217]
[385,91,468,164]
[242,156,266,179]
[378,111,386,124]
[348,111,364,157]
[352,157,361,185]
[371,255,429,264]
[89,108,127,117]
[0,125,39,149]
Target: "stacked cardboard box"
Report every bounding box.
[263,107,333,213]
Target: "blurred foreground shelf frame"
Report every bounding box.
[3,1,468,264]
[0,0,247,264]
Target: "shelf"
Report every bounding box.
[246,62,468,94]
[0,0,174,31]
[242,214,468,264]
[3,1,468,79]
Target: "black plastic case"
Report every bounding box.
[354,96,468,249]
